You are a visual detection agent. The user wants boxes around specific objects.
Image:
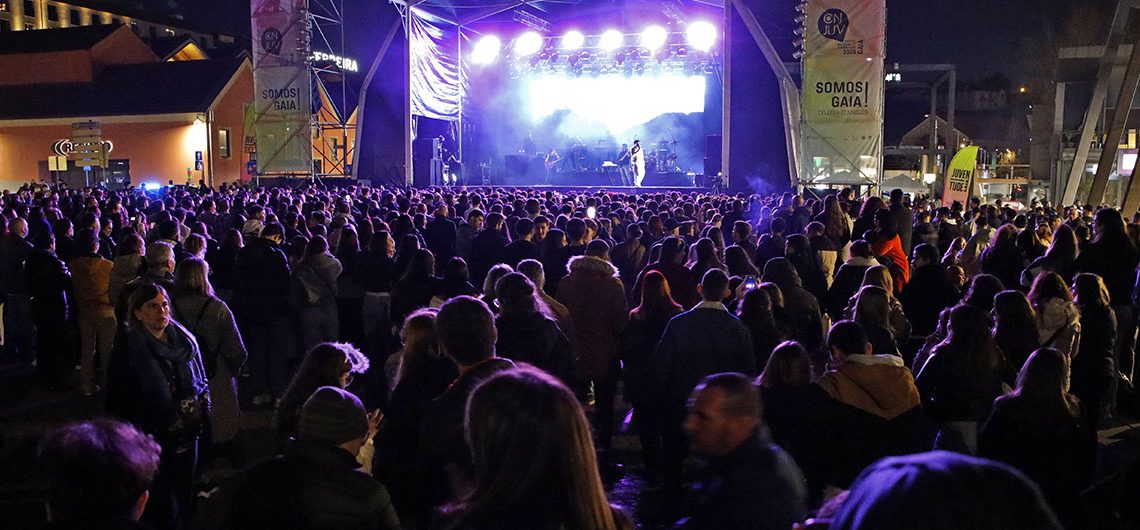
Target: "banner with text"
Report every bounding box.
[251,0,312,173]
[801,0,885,186]
[942,146,979,206]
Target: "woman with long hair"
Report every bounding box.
[915,304,1009,453]
[737,288,785,368]
[172,258,248,465]
[853,196,886,241]
[962,273,1005,313]
[335,224,366,345]
[685,237,725,282]
[274,341,371,444]
[1071,273,1117,430]
[843,265,911,346]
[724,245,761,278]
[991,290,1040,372]
[374,309,457,520]
[784,234,829,301]
[437,367,631,530]
[1028,272,1080,356]
[493,273,573,383]
[701,225,727,257]
[620,270,684,483]
[1021,224,1078,289]
[852,285,902,356]
[1074,208,1140,386]
[292,235,343,351]
[868,209,910,292]
[813,194,852,254]
[979,348,1096,528]
[391,248,441,327]
[980,224,1025,290]
[480,263,514,312]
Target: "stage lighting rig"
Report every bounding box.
[562,30,585,50]
[641,25,668,51]
[471,35,502,65]
[686,21,717,52]
[514,31,544,57]
[600,29,624,50]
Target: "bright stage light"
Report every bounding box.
[515,31,543,57]
[640,25,667,51]
[528,73,706,135]
[686,21,717,51]
[600,29,624,50]
[562,30,585,50]
[471,35,502,65]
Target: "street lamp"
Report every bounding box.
[924,173,937,202]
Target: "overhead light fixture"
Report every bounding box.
[562,30,585,50]
[600,29,624,50]
[471,35,502,65]
[686,21,717,51]
[515,31,543,56]
[640,25,667,51]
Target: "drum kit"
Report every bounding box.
[645,139,679,174]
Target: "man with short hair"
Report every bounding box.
[414,296,514,526]
[455,208,484,259]
[38,419,162,528]
[817,321,921,420]
[499,217,539,267]
[678,373,806,530]
[26,231,73,389]
[224,386,399,530]
[900,243,960,336]
[0,216,36,364]
[424,204,457,265]
[656,268,756,493]
[232,222,292,406]
[731,220,757,258]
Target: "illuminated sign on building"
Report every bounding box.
[311,51,359,72]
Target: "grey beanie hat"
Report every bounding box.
[299,386,368,446]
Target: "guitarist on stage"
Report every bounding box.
[630,140,645,187]
[544,148,562,185]
[616,143,632,186]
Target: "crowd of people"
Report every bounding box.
[1,181,1130,529]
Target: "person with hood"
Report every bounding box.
[493,273,574,384]
[291,235,343,351]
[556,239,629,470]
[816,321,920,420]
[825,240,878,321]
[1028,272,1080,357]
[762,258,824,352]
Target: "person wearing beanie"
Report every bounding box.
[223,386,398,530]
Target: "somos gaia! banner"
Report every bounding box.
[801,0,885,186]
[943,146,980,207]
[251,0,312,173]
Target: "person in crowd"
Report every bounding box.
[468,212,509,286]
[540,228,569,294]
[888,189,913,255]
[957,215,994,278]
[414,296,515,527]
[737,287,785,370]
[677,372,806,530]
[274,341,370,445]
[434,257,479,301]
[516,259,577,353]
[1028,272,1080,356]
[556,239,629,469]
[0,216,35,365]
[391,249,442,327]
[107,284,208,529]
[731,220,759,259]
[843,266,911,347]
[455,208,484,260]
[829,451,1063,530]
[979,224,1024,290]
[899,243,960,337]
[478,263,513,312]
[70,229,116,396]
[851,286,903,356]
[991,290,1040,372]
[961,273,1004,313]
[805,222,839,285]
[498,217,539,268]
[223,386,396,530]
[611,223,648,295]
[979,347,1097,528]
[1021,224,1078,289]
[912,210,939,250]
[1072,273,1118,429]
[784,234,828,301]
[25,231,73,389]
[171,258,247,466]
[424,203,457,266]
[825,240,878,321]
[36,419,162,529]
[754,217,787,267]
[685,237,725,283]
[494,273,574,383]
[108,233,145,310]
[655,269,756,495]
[209,229,243,303]
[232,222,291,408]
[634,236,699,309]
[1077,209,1139,384]
[724,244,761,279]
[435,367,631,530]
[915,304,1009,454]
[761,258,823,352]
[867,209,910,293]
[291,235,342,351]
[817,321,920,419]
[852,196,885,243]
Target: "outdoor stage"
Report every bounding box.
[490,170,698,187]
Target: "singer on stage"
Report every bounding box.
[630,140,645,187]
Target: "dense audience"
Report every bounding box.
[0,180,1133,529]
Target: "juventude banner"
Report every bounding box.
[801,0,885,187]
[251,0,312,174]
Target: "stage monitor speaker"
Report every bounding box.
[413,138,442,187]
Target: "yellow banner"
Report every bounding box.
[942,146,979,206]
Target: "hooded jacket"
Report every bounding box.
[556,255,629,379]
[816,354,921,420]
[1036,298,1080,356]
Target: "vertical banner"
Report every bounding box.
[801,0,885,186]
[942,146,979,206]
[251,0,312,173]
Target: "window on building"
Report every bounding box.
[68,8,77,25]
[22,0,32,17]
[0,3,9,12]
[46,4,57,21]
[218,128,232,159]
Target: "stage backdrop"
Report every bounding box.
[251,0,313,173]
[800,0,885,187]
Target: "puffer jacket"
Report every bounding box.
[815,354,921,419]
[293,252,342,307]
[1036,298,1080,356]
[556,255,629,380]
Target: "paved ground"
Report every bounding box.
[3,362,1140,529]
